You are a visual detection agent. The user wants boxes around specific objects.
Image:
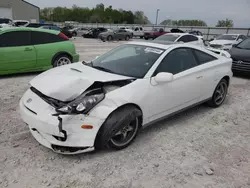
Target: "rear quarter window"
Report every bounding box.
[193,49,217,64]
[31,31,66,45]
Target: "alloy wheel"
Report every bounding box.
[110,118,139,147]
[214,82,227,105]
[56,57,71,67]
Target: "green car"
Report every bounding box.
[0,27,79,75]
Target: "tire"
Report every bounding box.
[52,54,72,67]
[95,106,142,150]
[72,32,77,37]
[140,36,143,39]
[207,79,228,107]
[144,37,148,40]
[107,35,113,41]
[125,35,130,41]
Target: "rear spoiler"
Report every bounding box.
[206,47,231,58]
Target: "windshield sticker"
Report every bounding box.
[144,47,163,54]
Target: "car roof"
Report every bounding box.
[0,27,60,35]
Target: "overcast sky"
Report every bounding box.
[28,0,250,27]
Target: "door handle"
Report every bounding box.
[196,76,203,79]
[24,47,32,51]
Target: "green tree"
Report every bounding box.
[40,4,150,24]
[216,18,234,27]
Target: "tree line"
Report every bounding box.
[40,4,234,27]
[40,4,150,24]
[160,18,234,27]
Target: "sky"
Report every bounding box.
[27,0,250,27]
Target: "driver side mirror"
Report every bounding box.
[154,72,173,84]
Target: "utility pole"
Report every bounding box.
[155,9,160,25]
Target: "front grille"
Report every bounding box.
[232,60,250,72]
[210,44,222,49]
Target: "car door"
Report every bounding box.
[31,31,66,68]
[147,47,202,122]
[116,29,125,39]
[192,49,219,100]
[0,30,36,73]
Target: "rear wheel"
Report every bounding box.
[144,36,149,40]
[207,79,228,107]
[53,54,72,67]
[95,106,142,150]
[125,35,130,41]
[107,35,113,41]
[72,31,77,37]
[140,36,143,39]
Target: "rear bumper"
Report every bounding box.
[72,53,80,62]
[19,89,105,154]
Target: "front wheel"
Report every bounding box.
[95,106,142,150]
[207,79,228,107]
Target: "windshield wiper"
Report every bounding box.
[92,66,115,74]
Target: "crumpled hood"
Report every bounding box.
[210,40,235,45]
[30,62,132,101]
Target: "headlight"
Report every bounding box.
[56,89,104,115]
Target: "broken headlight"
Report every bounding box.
[56,89,104,115]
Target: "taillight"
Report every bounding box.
[58,32,69,40]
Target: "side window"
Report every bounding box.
[155,48,198,75]
[134,27,139,31]
[193,49,217,64]
[177,35,189,43]
[140,27,143,31]
[31,31,65,45]
[0,31,31,47]
[188,35,198,42]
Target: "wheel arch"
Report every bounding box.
[93,103,143,149]
[51,51,73,65]
[222,75,230,86]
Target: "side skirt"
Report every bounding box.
[142,98,211,129]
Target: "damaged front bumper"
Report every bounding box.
[19,89,105,154]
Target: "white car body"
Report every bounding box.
[19,42,233,154]
[156,33,204,47]
[209,34,246,50]
[0,23,13,28]
[119,26,144,37]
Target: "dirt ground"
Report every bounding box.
[0,38,250,188]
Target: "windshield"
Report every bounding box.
[216,35,238,40]
[236,38,250,50]
[90,44,165,78]
[155,34,180,42]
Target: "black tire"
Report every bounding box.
[207,79,228,107]
[125,35,130,41]
[72,31,77,37]
[107,35,113,41]
[144,37,149,40]
[52,54,72,67]
[95,106,142,150]
[140,36,143,39]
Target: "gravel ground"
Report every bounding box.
[0,38,250,188]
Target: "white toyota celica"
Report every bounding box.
[20,41,233,154]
